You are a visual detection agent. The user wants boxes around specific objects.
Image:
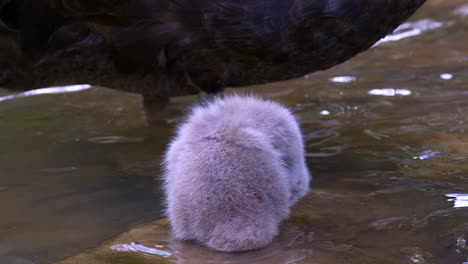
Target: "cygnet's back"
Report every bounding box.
[163,95,310,252]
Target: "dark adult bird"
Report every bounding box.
[0,0,426,99]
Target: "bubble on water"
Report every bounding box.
[320,110,330,115]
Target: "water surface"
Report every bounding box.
[0,0,467,263]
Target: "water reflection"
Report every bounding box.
[454,4,468,16]
[446,194,468,208]
[329,76,355,83]
[375,19,445,45]
[110,242,171,258]
[305,145,346,158]
[164,239,314,264]
[440,73,454,80]
[412,150,439,160]
[88,136,145,144]
[368,88,412,96]
[39,167,78,173]
[0,84,91,102]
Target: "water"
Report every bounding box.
[1,0,467,263]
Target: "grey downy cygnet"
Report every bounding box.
[162,95,311,252]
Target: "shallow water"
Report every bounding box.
[0,0,467,263]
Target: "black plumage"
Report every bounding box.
[0,0,426,97]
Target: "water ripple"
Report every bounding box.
[306,145,346,158]
[446,194,468,208]
[40,167,78,173]
[88,136,144,144]
[412,150,440,160]
[305,129,340,146]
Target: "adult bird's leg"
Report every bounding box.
[140,94,187,126]
[140,94,169,124]
[141,88,226,126]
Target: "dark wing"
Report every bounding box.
[0,0,428,93]
[283,0,428,67]
[48,0,126,17]
[0,0,129,51]
[148,0,428,87]
[109,0,427,89]
[0,0,11,8]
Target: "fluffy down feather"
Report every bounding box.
[163,95,311,251]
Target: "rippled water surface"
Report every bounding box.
[1,1,467,263]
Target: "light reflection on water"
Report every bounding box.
[412,150,440,160]
[440,73,454,80]
[446,194,468,208]
[110,242,172,258]
[368,88,412,96]
[454,4,468,16]
[374,19,445,46]
[329,76,356,83]
[0,84,91,102]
